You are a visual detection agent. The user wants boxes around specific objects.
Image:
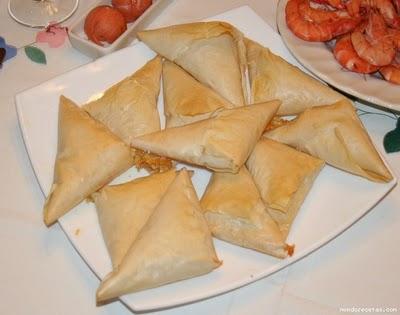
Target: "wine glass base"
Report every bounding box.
[8,0,79,28]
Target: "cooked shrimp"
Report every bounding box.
[351,12,396,66]
[346,0,364,17]
[352,17,369,32]
[373,0,400,29]
[312,0,346,9]
[380,54,400,84]
[286,0,338,41]
[389,28,400,48]
[286,0,360,41]
[394,0,400,14]
[345,0,400,28]
[356,0,400,28]
[299,0,351,23]
[334,34,380,73]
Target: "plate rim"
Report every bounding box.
[276,0,400,112]
[126,175,396,310]
[15,42,142,198]
[15,5,398,312]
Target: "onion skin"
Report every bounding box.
[112,0,153,23]
[84,5,127,46]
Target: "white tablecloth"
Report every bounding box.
[0,0,399,314]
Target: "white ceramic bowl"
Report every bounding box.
[68,0,172,58]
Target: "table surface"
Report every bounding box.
[1,1,399,315]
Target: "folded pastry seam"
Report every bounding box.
[130,101,281,173]
[264,100,393,183]
[43,95,134,226]
[246,139,325,238]
[138,21,248,107]
[92,169,178,268]
[245,38,346,116]
[201,166,292,258]
[96,169,220,302]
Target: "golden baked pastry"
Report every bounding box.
[92,170,177,268]
[84,56,162,144]
[246,38,345,115]
[138,22,248,106]
[43,96,133,226]
[96,169,220,301]
[265,100,392,182]
[246,139,324,237]
[84,56,174,173]
[163,60,233,128]
[201,166,292,258]
[130,101,281,173]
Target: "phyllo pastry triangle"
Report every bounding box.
[84,56,162,143]
[246,139,324,238]
[84,56,172,173]
[163,60,234,128]
[96,169,221,302]
[43,96,133,226]
[130,101,281,173]
[92,170,177,268]
[201,166,293,258]
[246,38,345,115]
[138,22,247,106]
[265,100,392,182]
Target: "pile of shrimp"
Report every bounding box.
[285,0,400,85]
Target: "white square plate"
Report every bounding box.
[16,6,397,312]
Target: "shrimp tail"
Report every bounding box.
[380,64,400,84]
[334,34,379,73]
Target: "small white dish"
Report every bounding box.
[68,0,173,58]
[277,0,400,112]
[16,6,397,312]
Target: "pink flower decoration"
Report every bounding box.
[36,23,68,48]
